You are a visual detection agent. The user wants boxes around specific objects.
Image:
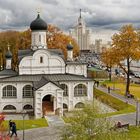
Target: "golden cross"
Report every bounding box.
[36,7,42,15]
[7,43,10,50]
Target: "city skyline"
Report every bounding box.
[0,0,139,41]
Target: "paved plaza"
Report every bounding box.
[11,115,65,140]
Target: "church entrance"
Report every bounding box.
[42,95,54,116]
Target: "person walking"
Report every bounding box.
[108,86,110,93]
[10,122,17,137]
[7,120,13,136]
[97,81,99,87]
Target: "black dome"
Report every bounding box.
[30,14,47,31]
[5,50,12,59]
[67,43,73,50]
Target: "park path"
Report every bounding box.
[96,86,136,106]
[96,86,140,125]
[45,115,65,126]
[16,115,65,140]
[17,125,62,140]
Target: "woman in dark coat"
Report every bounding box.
[10,122,17,137]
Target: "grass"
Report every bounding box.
[2,118,48,130]
[63,88,135,123]
[127,126,140,140]
[94,88,135,115]
[102,80,140,98]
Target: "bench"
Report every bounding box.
[115,123,129,129]
[110,123,129,131]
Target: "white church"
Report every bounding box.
[0,14,94,118]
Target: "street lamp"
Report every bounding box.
[135,98,139,126]
[21,110,27,140]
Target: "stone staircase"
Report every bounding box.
[45,115,65,127]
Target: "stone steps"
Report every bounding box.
[45,115,65,127]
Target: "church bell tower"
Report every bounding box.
[30,13,48,50]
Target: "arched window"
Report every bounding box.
[63,103,68,109]
[75,102,85,108]
[61,84,68,96]
[23,104,33,110]
[3,85,17,98]
[39,35,41,42]
[3,105,16,110]
[74,84,87,96]
[23,85,33,98]
[40,56,43,63]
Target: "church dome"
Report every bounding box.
[30,14,47,31]
[5,50,12,59]
[67,43,73,50]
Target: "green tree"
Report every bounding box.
[62,103,127,140]
[111,25,140,96]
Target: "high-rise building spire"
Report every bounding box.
[80,9,82,18]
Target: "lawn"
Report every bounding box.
[127,126,140,140]
[94,88,135,115]
[102,80,140,98]
[2,118,48,130]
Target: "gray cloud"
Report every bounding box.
[0,0,140,40]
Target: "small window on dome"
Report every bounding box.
[40,56,43,63]
[39,35,41,42]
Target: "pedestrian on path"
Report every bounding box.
[10,122,17,137]
[108,86,110,93]
[7,120,12,136]
[97,81,99,87]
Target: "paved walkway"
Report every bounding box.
[97,86,136,106]
[96,86,140,125]
[45,115,65,126]
[17,126,62,140]
[15,115,65,140]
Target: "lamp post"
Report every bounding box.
[22,110,26,140]
[136,98,139,126]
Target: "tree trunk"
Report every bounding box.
[125,58,130,96]
[109,67,112,81]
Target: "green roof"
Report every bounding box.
[88,67,103,72]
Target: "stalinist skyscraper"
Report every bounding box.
[69,9,91,51]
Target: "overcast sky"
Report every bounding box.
[0,0,140,42]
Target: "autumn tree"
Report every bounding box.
[0,25,79,70]
[0,114,8,138]
[101,48,117,81]
[47,25,79,59]
[111,25,140,96]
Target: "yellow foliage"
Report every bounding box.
[111,24,140,95]
[0,24,80,70]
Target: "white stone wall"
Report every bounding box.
[6,59,12,69]
[19,49,66,75]
[31,31,47,50]
[34,82,64,118]
[0,80,94,118]
[67,50,73,61]
[66,64,87,77]
[60,81,93,111]
[0,82,33,113]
